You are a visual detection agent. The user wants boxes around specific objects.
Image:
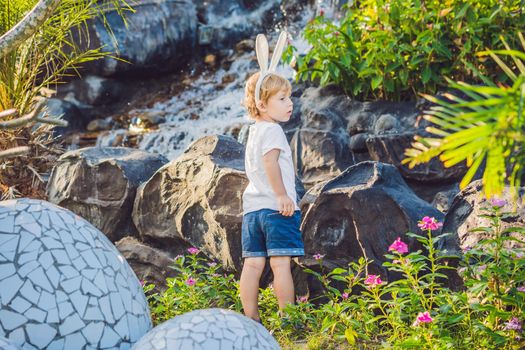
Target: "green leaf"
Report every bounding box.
[422,66,432,84]
[400,69,409,85]
[371,75,383,90]
[328,268,348,276]
[399,337,424,347]
[447,313,466,326]
[344,327,357,345]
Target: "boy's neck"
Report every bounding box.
[256,114,278,123]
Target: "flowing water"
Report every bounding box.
[92,0,346,161]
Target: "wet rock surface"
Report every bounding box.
[132,135,248,271]
[47,147,167,242]
[300,161,445,280]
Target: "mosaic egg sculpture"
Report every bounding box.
[132,308,280,350]
[0,199,152,349]
[0,336,21,350]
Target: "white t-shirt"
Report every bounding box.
[242,120,300,214]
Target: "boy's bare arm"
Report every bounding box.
[262,149,295,216]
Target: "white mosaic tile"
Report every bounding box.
[9,298,30,314]
[45,266,61,288]
[81,322,104,342]
[25,324,55,348]
[1,275,24,304]
[0,335,22,350]
[0,199,151,349]
[0,310,27,331]
[0,264,15,280]
[24,307,46,323]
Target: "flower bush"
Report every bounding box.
[283,0,525,101]
[144,204,524,349]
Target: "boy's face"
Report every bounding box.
[258,89,293,123]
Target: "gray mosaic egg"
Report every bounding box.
[0,336,21,350]
[132,308,281,350]
[0,198,152,350]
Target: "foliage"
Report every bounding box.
[0,0,132,199]
[284,0,525,101]
[403,36,525,200]
[144,205,525,349]
[144,249,242,325]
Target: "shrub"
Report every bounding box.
[144,206,525,349]
[284,0,524,101]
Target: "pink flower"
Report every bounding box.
[388,237,409,254]
[139,280,145,287]
[364,275,383,288]
[418,216,443,231]
[175,254,183,260]
[297,295,308,303]
[504,317,522,331]
[490,198,507,208]
[207,262,217,267]
[334,31,340,36]
[517,286,525,292]
[342,292,349,300]
[185,277,196,286]
[477,265,487,274]
[412,311,433,326]
[187,247,200,255]
[313,253,325,260]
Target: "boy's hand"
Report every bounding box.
[263,149,296,216]
[277,194,295,216]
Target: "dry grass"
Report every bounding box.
[0,121,64,200]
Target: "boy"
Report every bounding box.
[240,32,304,324]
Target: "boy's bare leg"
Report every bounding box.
[240,257,266,321]
[269,256,294,311]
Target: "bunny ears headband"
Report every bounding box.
[254,31,288,104]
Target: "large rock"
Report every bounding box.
[291,85,356,188]
[132,135,248,271]
[0,198,151,349]
[291,85,469,191]
[291,128,353,188]
[47,147,168,242]
[78,0,197,76]
[345,100,419,136]
[58,75,125,107]
[366,132,467,183]
[194,0,281,51]
[406,181,460,213]
[44,98,89,137]
[300,161,444,280]
[115,237,178,291]
[441,180,525,254]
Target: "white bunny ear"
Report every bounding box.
[268,31,288,72]
[255,34,269,73]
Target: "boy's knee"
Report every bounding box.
[269,256,291,270]
[243,257,266,273]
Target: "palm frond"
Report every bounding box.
[404,36,525,200]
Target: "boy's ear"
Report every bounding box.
[256,100,266,111]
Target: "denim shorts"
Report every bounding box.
[241,208,305,258]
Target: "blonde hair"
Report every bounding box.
[243,72,292,120]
